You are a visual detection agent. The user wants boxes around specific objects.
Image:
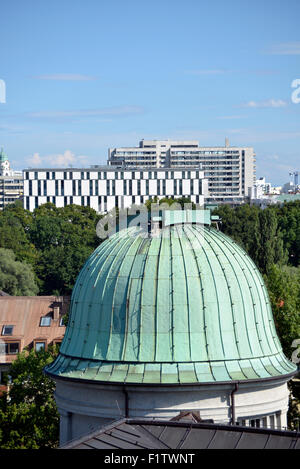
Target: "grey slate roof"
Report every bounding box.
[61,418,300,450]
[0,290,9,296]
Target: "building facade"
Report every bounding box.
[23,166,208,213]
[0,296,69,389]
[0,148,23,210]
[108,139,256,204]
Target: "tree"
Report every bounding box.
[0,248,39,295]
[264,264,300,359]
[36,244,94,294]
[0,205,37,266]
[28,203,102,295]
[257,209,288,274]
[276,201,300,267]
[213,204,288,275]
[145,196,195,211]
[145,195,159,211]
[0,347,59,449]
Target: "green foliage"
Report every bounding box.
[0,347,59,449]
[264,264,300,359]
[0,203,37,266]
[273,201,300,267]
[213,203,290,274]
[36,244,94,294]
[213,204,261,262]
[27,204,101,294]
[0,248,39,295]
[145,195,159,211]
[288,380,300,431]
[145,196,195,211]
[0,202,102,295]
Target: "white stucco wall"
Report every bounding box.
[53,376,290,446]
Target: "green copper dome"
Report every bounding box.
[0,148,8,163]
[46,218,297,385]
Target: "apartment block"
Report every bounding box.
[108,139,256,203]
[23,166,208,213]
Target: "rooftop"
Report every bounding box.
[0,296,69,364]
[61,417,300,449]
[0,148,8,163]
[23,166,204,172]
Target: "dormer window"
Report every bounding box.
[40,316,51,327]
[2,325,14,336]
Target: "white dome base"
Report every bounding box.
[53,376,290,446]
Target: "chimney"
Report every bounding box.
[53,305,60,321]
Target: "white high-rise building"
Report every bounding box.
[249,177,272,199]
[23,166,208,213]
[108,139,256,204]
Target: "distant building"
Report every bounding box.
[248,177,290,208]
[288,171,299,192]
[269,186,282,195]
[108,138,256,204]
[249,177,273,203]
[0,148,23,210]
[250,189,300,209]
[281,181,298,194]
[0,148,11,177]
[255,177,271,194]
[0,296,69,388]
[250,196,279,209]
[23,166,208,213]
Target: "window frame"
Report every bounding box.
[1,325,14,336]
[34,341,46,352]
[40,316,52,327]
[0,341,20,355]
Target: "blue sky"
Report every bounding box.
[0,0,300,184]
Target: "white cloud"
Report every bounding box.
[266,42,300,55]
[50,150,76,166]
[26,150,89,167]
[242,99,288,108]
[27,152,42,166]
[33,74,98,81]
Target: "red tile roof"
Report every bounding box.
[0,296,70,364]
